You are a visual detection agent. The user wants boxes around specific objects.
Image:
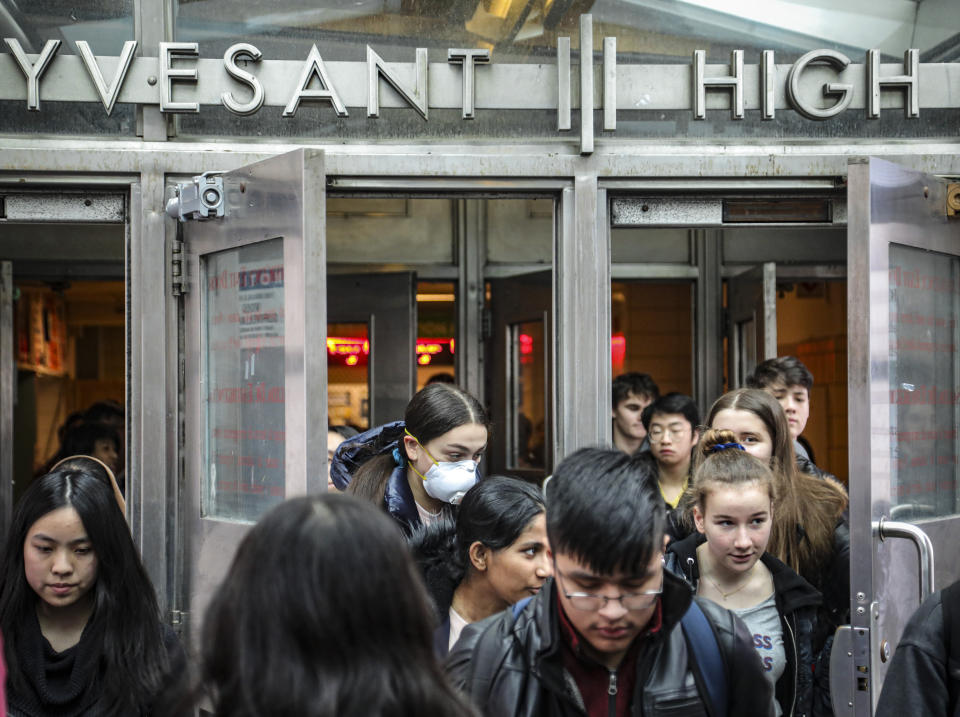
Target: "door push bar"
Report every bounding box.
[874,518,935,603]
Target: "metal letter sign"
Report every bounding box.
[0,13,952,152]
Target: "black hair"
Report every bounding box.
[83,399,125,426]
[426,372,456,385]
[640,391,701,432]
[746,356,814,391]
[546,447,664,576]
[59,421,120,460]
[612,372,660,408]
[410,476,545,616]
[348,383,488,505]
[196,494,476,717]
[0,470,171,715]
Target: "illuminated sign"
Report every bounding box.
[327,336,454,366]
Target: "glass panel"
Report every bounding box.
[327,199,453,264]
[612,228,690,264]
[612,281,693,396]
[417,281,456,389]
[509,319,546,470]
[204,239,286,522]
[0,1,135,135]
[888,243,960,520]
[327,321,370,429]
[487,199,553,264]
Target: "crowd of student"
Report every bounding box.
[0,358,952,715]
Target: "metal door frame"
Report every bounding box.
[846,157,960,714]
[178,149,326,641]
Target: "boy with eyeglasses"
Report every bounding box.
[447,447,773,717]
[641,393,701,520]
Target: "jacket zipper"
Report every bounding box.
[608,670,618,717]
[784,613,798,717]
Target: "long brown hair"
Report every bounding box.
[690,428,777,510]
[706,388,847,583]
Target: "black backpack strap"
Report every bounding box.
[681,599,728,717]
[942,581,960,714]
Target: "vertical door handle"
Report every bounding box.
[874,518,935,603]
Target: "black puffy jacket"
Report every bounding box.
[665,533,822,717]
[446,572,774,717]
[876,586,960,717]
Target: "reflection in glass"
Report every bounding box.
[888,244,960,519]
[204,239,286,522]
[327,322,370,430]
[509,320,546,470]
[417,281,456,390]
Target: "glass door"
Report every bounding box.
[488,271,552,479]
[327,272,417,427]
[0,261,12,527]
[726,262,777,388]
[180,149,326,642]
[842,157,960,715]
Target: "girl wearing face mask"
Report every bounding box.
[0,469,185,716]
[331,383,489,536]
[410,477,552,656]
[666,429,821,717]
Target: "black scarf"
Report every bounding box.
[7,611,105,717]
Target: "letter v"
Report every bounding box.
[75,41,137,115]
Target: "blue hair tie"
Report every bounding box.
[711,442,745,453]
[392,447,403,466]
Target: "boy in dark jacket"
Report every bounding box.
[446,447,774,717]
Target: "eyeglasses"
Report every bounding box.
[554,564,663,611]
[648,425,690,443]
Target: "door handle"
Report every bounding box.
[874,518,935,603]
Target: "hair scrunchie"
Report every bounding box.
[392,446,404,466]
[710,442,745,453]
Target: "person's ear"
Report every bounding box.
[402,435,420,462]
[662,534,670,552]
[469,542,489,572]
[691,427,700,447]
[693,504,706,534]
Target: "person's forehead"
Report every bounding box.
[555,551,657,581]
[619,390,652,406]
[649,412,691,427]
[766,379,807,395]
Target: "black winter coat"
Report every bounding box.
[446,572,774,717]
[665,533,822,717]
[876,587,960,717]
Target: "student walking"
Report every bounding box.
[447,447,773,717]
[667,428,822,716]
[410,476,551,656]
[0,469,184,717]
[330,382,488,535]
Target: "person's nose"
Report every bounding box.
[783,397,797,414]
[51,548,74,577]
[733,526,752,550]
[597,595,629,621]
[535,554,552,579]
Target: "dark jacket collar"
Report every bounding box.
[383,464,420,535]
[666,532,821,613]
